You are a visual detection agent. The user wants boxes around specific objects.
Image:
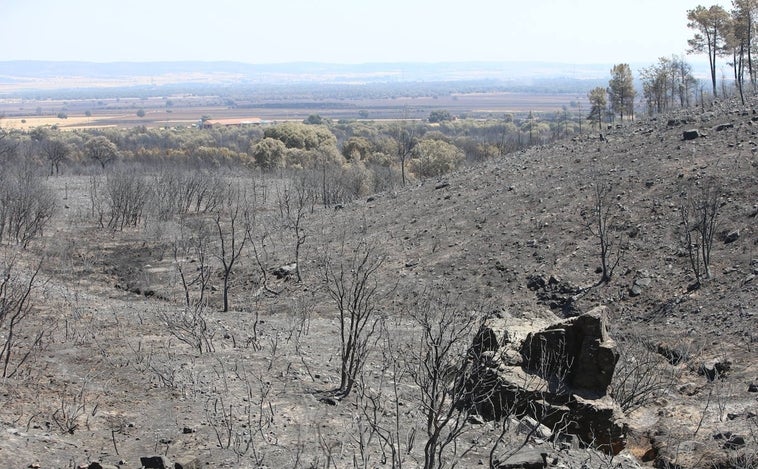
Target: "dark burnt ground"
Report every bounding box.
[1,98,755,468]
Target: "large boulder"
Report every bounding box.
[467,306,627,454]
[520,308,619,394]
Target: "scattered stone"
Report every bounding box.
[517,416,553,440]
[629,272,652,297]
[526,275,546,291]
[682,129,701,140]
[722,435,746,449]
[714,122,734,131]
[174,457,202,469]
[89,464,117,469]
[272,263,297,280]
[748,382,758,392]
[697,359,731,381]
[713,431,747,450]
[492,447,547,469]
[182,426,195,434]
[524,274,582,316]
[434,181,449,189]
[723,229,740,244]
[557,433,577,450]
[319,396,339,406]
[668,118,691,127]
[656,342,688,365]
[140,456,171,469]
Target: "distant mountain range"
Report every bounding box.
[0,60,711,97]
[0,60,619,82]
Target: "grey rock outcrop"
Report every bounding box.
[467,306,627,454]
[520,309,619,392]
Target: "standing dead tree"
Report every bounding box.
[324,240,386,399]
[214,187,250,312]
[173,217,213,309]
[277,177,308,283]
[392,120,418,186]
[679,178,720,287]
[611,334,678,413]
[105,169,152,231]
[408,293,482,469]
[357,320,412,469]
[159,304,215,354]
[0,253,44,378]
[245,212,281,296]
[0,129,18,162]
[585,181,625,284]
[0,165,56,248]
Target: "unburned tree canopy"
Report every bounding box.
[687,4,731,96]
[587,87,607,130]
[304,114,326,125]
[410,138,463,178]
[641,56,696,114]
[428,110,453,123]
[85,135,118,169]
[341,136,373,161]
[608,64,636,121]
[41,138,71,175]
[263,122,337,150]
[252,137,287,171]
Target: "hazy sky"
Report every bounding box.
[0,0,730,64]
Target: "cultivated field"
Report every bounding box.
[0,91,586,130]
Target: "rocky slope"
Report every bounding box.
[1,97,756,468]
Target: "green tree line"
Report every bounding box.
[0,110,587,186]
